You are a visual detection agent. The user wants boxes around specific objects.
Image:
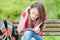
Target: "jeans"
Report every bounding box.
[21,30,42,40]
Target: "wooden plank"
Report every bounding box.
[45,20,60,24]
[12,20,60,24]
[46,24,60,26]
[9,20,60,36]
[43,28,60,32]
[43,32,60,36]
[0,20,60,36]
[46,24,60,28]
[1,20,60,23]
[0,20,60,24]
[13,23,60,28]
[46,26,60,28]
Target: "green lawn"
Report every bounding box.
[43,36,60,40]
[18,36,60,40]
[0,0,60,20]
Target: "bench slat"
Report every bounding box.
[43,28,60,32]
[43,32,60,36]
[13,24,60,28]
[0,20,60,36]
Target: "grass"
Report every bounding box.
[0,0,60,20]
[43,36,60,40]
[18,36,60,40]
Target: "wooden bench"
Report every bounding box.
[0,20,60,36]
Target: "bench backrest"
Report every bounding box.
[0,20,60,36]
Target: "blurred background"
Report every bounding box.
[0,0,60,40]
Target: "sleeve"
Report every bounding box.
[17,11,28,34]
[22,11,26,18]
[21,11,29,29]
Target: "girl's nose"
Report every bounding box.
[33,15,36,18]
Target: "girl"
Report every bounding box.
[17,1,46,40]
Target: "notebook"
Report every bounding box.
[34,22,43,31]
[24,22,43,32]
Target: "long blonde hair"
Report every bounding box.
[28,2,46,31]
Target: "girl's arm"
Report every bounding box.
[17,6,30,35]
[17,10,28,35]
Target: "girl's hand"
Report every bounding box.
[33,28,40,35]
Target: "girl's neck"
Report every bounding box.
[32,20,36,24]
[32,20,38,27]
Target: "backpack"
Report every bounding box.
[0,20,18,40]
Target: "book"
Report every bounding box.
[34,22,43,31]
[24,22,43,32]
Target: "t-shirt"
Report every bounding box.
[22,11,46,37]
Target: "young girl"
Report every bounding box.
[17,1,46,40]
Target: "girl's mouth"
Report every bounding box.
[32,17,36,20]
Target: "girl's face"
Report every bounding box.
[30,8,39,21]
